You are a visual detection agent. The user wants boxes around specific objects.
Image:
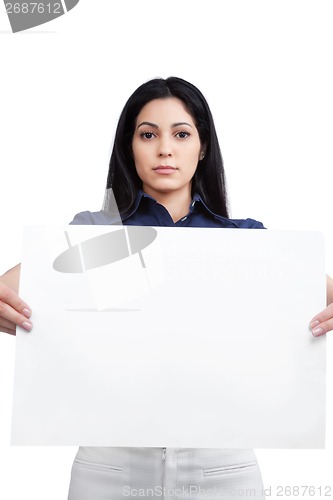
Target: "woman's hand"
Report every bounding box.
[310,275,333,337]
[0,264,32,335]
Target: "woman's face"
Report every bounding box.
[132,97,203,199]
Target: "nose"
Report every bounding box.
[158,137,172,157]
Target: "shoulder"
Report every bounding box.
[229,217,266,229]
[69,210,120,225]
[212,212,266,229]
[193,195,265,229]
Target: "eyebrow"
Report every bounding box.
[137,121,193,129]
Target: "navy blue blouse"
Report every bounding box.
[70,190,265,229]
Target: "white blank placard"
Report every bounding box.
[11,226,326,448]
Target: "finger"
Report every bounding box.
[0,286,32,318]
[0,302,33,332]
[0,316,32,334]
[310,318,333,337]
[310,303,333,329]
[309,302,333,336]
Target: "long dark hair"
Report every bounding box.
[106,76,229,218]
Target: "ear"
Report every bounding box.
[199,142,207,161]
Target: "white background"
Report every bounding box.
[0,1,332,498]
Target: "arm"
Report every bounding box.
[1,211,93,336]
[310,274,333,337]
[327,274,333,305]
[0,264,32,335]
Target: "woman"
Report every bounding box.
[1,77,333,499]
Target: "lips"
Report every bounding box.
[153,165,177,174]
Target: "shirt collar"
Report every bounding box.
[123,189,237,227]
[191,193,238,227]
[122,190,153,220]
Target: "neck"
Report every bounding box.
[143,185,192,223]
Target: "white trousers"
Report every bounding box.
[68,447,266,499]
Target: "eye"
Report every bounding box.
[140,131,156,140]
[176,131,190,139]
